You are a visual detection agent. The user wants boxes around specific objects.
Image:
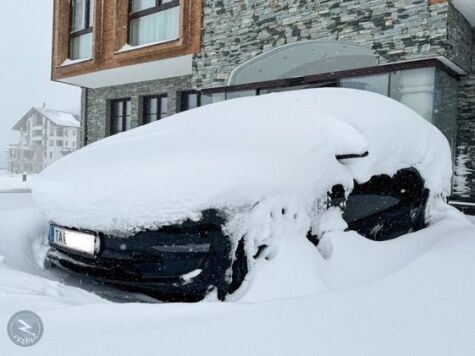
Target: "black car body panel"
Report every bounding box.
[47,210,233,301]
[328,168,429,241]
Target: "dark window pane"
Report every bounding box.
[226,90,257,100]
[126,100,131,116]
[129,6,180,46]
[113,116,123,134]
[160,96,168,117]
[125,115,132,131]
[148,98,158,114]
[111,99,131,134]
[343,169,427,241]
[340,74,389,96]
[143,95,167,123]
[144,114,154,124]
[343,195,400,224]
[112,101,123,117]
[201,92,225,106]
[71,0,86,32]
[186,93,198,109]
[131,0,155,13]
[70,33,92,60]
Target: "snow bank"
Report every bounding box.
[31,89,452,236]
[0,193,104,317]
[0,193,47,272]
[1,205,475,356]
[0,171,30,191]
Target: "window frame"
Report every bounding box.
[127,0,180,45]
[128,0,179,20]
[142,94,168,124]
[69,0,94,58]
[110,98,132,135]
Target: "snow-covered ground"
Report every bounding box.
[0,169,30,191]
[1,193,475,355]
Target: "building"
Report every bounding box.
[6,107,80,174]
[51,0,475,210]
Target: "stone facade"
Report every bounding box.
[447,2,473,72]
[193,0,454,88]
[83,75,191,144]
[454,28,475,202]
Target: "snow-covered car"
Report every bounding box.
[31,88,452,301]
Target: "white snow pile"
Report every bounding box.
[31,88,452,238]
[0,170,30,191]
[0,193,103,315]
[1,199,475,356]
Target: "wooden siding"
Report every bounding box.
[51,0,201,82]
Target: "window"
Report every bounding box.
[32,130,43,137]
[181,90,258,111]
[201,92,226,106]
[110,99,132,135]
[340,74,390,97]
[23,151,34,160]
[49,124,54,136]
[128,0,180,46]
[65,141,69,147]
[181,91,200,111]
[49,140,54,147]
[69,0,94,60]
[50,152,53,159]
[34,116,43,126]
[56,140,64,147]
[56,127,64,136]
[389,68,435,122]
[143,94,168,124]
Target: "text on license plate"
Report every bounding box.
[49,225,97,256]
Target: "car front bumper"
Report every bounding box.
[46,210,233,301]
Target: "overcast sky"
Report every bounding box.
[0,1,81,168]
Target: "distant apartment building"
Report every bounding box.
[7,107,80,174]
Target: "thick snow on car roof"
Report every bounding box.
[31,88,452,234]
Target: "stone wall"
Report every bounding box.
[193,0,451,88]
[83,75,192,144]
[454,28,475,202]
[446,2,473,72]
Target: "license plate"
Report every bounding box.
[49,225,98,256]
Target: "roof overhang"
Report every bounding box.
[452,0,475,27]
[56,54,193,89]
